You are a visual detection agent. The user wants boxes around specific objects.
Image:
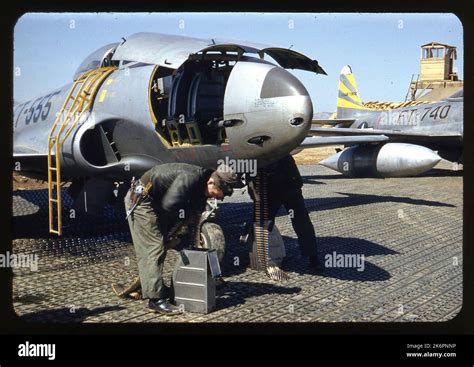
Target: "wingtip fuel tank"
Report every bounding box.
[319,143,441,178]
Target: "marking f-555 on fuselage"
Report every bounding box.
[14,32,330,217]
[14,90,62,128]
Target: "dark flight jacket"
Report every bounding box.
[265,154,303,191]
[140,163,213,238]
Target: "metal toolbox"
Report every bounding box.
[172,248,221,314]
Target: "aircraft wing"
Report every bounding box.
[312,119,355,127]
[14,146,43,155]
[300,135,389,148]
[13,150,48,176]
[309,127,463,144]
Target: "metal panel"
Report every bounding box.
[207,250,222,278]
[172,249,216,314]
[199,44,260,55]
[111,33,326,73]
[260,47,327,75]
[112,33,212,69]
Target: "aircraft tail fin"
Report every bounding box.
[337,65,368,118]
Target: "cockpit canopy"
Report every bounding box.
[74,43,120,80]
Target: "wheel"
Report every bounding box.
[198,221,225,265]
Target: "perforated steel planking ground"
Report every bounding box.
[11,161,462,323]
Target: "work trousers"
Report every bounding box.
[267,187,318,258]
[124,190,167,300]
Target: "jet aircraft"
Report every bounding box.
[14,32,334,236]
[310,65,463,177]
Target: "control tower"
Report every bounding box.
[408,42,463,101]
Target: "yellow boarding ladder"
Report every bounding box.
[47,66,116,235]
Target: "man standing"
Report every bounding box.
[247,155,322,271]
[125,163,236,315]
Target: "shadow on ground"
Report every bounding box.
[281,235,395,282]
[19,305,125,323]
[223,232,396,283]
[216,281,301,309]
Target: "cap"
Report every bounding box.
[214,164,238,196]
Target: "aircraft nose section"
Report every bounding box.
[224,62,312,166]
[255,66,313,152]
[260,67,310,101]
[260,68,313,130]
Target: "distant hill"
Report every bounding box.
[313,112,334,120]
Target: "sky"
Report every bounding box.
[14,13,463,112]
